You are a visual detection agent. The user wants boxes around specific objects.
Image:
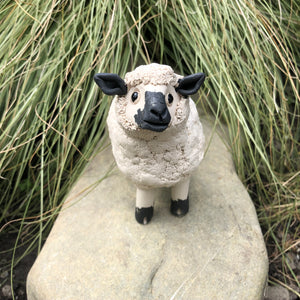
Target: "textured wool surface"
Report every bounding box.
[124,63,180,88]
[107,64,205,189]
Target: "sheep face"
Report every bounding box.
[94,64,205,136]
[116,83,188,134]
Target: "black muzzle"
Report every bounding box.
[134,92,171,132]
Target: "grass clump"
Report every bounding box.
[0,0,299,297]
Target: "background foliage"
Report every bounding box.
[0,0,299,297]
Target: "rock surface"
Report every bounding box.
[264,285,290,300]
[27,118,268,300]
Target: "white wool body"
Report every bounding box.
[107,97,205,189]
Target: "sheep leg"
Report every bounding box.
[135,187,155,225]
[170,177,190,217]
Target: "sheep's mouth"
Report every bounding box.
[141,120,169,132]
[134,105,171,132]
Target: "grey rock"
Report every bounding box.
[27,118,268,300]
[0,270,8,279]
[286,252,297,270]
[2,284,12,298]
[264,285,290,300]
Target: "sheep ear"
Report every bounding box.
[94,73,127,95]
[175,73,206,96]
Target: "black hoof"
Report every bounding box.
[135,207,153,225]
[170,198,189,217]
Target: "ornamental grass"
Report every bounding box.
[0,0,299,297]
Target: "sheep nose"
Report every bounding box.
[134,91,171,132]
[145,92,171,124]
[150,106,168,120]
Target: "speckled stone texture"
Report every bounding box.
[27,118,268,300]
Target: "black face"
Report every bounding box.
[134,92,171,132]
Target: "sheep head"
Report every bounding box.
[94,64,205,135]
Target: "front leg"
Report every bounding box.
[135,187,155,225]
[170,177,190,217]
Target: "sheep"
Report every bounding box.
[94,63,206,225]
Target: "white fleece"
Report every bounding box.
[107,97,205,189]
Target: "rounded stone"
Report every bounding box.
[27,117,268,300]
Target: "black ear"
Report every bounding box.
[94,73,127,95]
[175,73,206,96]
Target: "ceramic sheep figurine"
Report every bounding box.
[94,63,206,225]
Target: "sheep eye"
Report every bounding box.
[167,94,174,104]
[131,92,138,103]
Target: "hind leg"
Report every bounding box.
[170,177,190,217]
